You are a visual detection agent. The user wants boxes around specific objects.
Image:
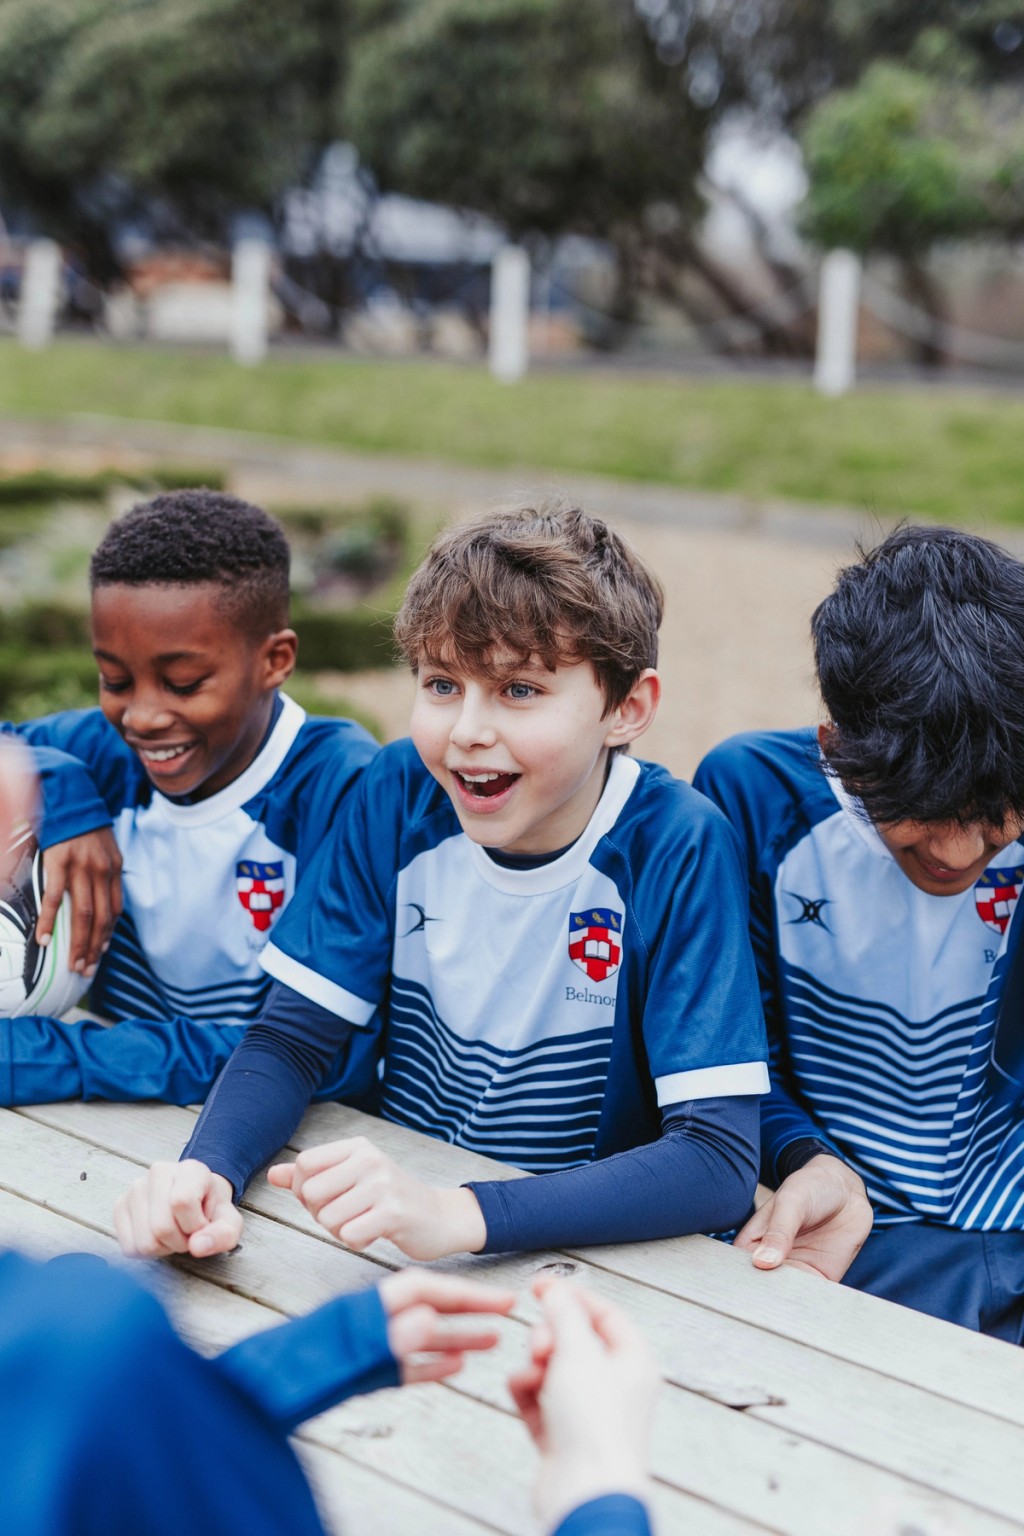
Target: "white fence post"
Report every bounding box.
[489,244,530,382]
[17,239,62,350]
[231,238,272,365]
[814,249,861,397]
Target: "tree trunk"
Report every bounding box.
[657,229,811,357]
[899,257,947,368]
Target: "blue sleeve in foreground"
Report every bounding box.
[182,980,367,1197]
[0,1251,328,1536]
[552,1495,653,1536]
[468,1097,759,1254]
[216,1285,399,1432]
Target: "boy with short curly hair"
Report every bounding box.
[2,489,378,1105]
[695,525,1024,1338]
[116,502,769,1263]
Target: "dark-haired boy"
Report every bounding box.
[695,525,1024,1339]
[115,504,768,1263]
[1,490,378,1105]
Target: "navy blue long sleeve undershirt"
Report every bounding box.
[183,981,760,1249]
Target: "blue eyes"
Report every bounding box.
[425,678,537,701]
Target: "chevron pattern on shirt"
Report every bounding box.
[381,976,614,1171]
[781,960,1024,1229]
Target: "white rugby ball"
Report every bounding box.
[0,825,90,1017]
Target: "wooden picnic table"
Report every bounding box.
[1,1095,1022,1536]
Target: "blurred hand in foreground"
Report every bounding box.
[508,1278,660,1532]
[378,1268,516,1384]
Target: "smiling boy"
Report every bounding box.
[1,491,378,1105]
[694,526,1024,1338]
[115,503,768,1263]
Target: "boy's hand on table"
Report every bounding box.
[508,1277,658,1532]
[114,1160,242,1259]
[40,828,123,976]
[268,1138,488,1260]
[378,1268,517,1384]
[734,1155,873,1281]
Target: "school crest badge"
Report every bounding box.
[236,860,285,933]
[568,907,623,984]
[974,865,1024,935]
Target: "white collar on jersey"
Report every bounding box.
[146,692,307,827]
[466,752,642,895]
[824,764,896,861]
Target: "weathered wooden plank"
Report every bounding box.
[2,1110,1021,1536]
[310,1367,776,1536]
[24,1096,1024,1441]
[311,1329,1021,1536]
[296,1442,519,1536]
[0,1188,287,1353]
[37,1029,1023,1414]
[568,1231,1024,1422]
[295,1105,1024,1416]
[0,1175,759,1536]
[292,1107,1024,1432]
[0,1193,518,1536]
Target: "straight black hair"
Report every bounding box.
[813,525,1024,826]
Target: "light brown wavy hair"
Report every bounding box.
[394,502,663,711]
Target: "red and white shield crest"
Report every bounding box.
[975,865,1024,935]
[236,860,285,933]
[568,907,622,984]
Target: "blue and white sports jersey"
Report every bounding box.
[5,697,377,1027]
[695,730,1024,1232]
[263,739,768,1172]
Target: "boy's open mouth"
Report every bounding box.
[454,770,520,799]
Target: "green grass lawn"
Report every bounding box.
[4,339,1024,525]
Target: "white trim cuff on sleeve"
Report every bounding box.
[655,1061,770,1106]
[261,944,377,1027]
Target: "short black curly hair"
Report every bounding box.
[89,489,290,636]
[813,524,1024,827]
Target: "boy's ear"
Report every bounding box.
[260,628,298,689]
[604,669,660,749]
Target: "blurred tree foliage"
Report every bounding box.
[796,30,1024,359]
[801,63,990,259]
[344,0,710,242]
[342,0,723,330]
[674,1,1024,128]
[5,0,1024,359]
[0,0,346,278]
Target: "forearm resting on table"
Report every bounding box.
[182,981,360,1196]
[468,1096,760,1253]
